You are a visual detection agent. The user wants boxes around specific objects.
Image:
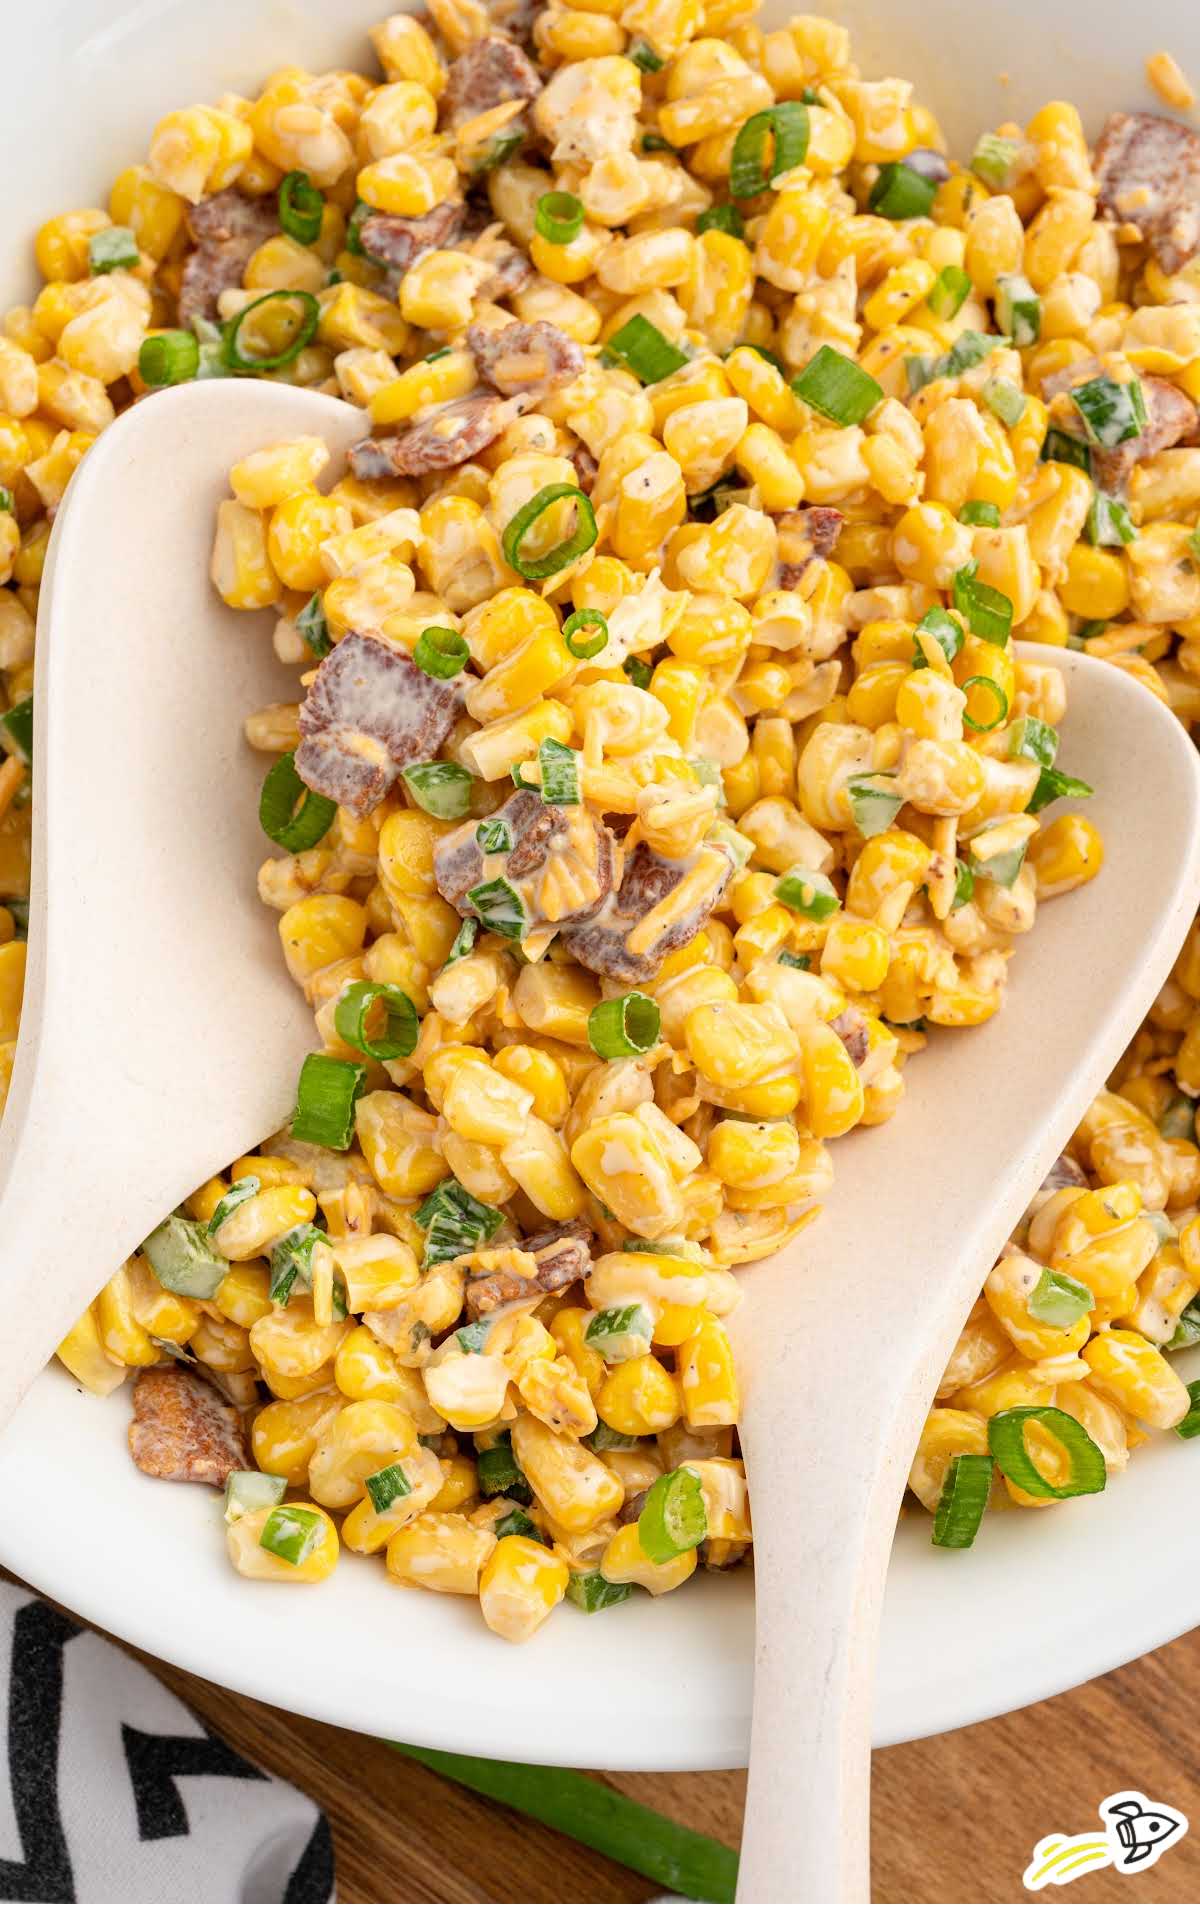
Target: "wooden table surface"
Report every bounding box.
[85,1604,1200,1904]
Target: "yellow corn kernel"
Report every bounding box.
[983,1252,1090,1361]
[550,1307,607,1399]
[908,1407,989,1512]
[422,1340,511,1432]
[1059,544,1129,621]
[442,1054,535,1145]
[354,1090,447,1199]
[599,1520,696,1595]
[387,1511,497,1594]
[34,208,111,282]
[227,1501,339,1582]
[1023,188,1096,290]
[492,1044,570,1127]
[307,1399,420,1509]
[211,498,281,610]
[96,1264,161,1367]
[596,1354,683,1437]
[820,915,890,992]
[1028,814,1104,898]
[512,1412,624,1532]
[800,1019,865,1138]
[278,894,367,986]
[266,489,353,594]
[357,150,458,218]
[56,1305,127,1396]
[513,963,601,1045]
[736,422,806,512]
[677,1314,738,1428]
[502,1117,588,1223]
[1082,1329,1191,1430]
[952,1356,1057,1417]
[213,1262,274,1329]
[249,1296,349,1384]
[212,1184,317,1260]
[478,1534,569,1642]
[371,12,446,90]
[251,1391,340,1484]
[149,105,251,203]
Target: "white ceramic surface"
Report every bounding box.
[2,0,1200,1774]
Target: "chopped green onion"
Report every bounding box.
[291,1052,366,1150]
[847,773,904,838]
[981,377,1026,427]
[539,736,582,806]
[259,752,336,852]
[473,127,525,174]
[952,562,1012,645]
[268,1223,326,1305]
[791,345,882,427]
[994,273,1040,347]
[961,676,1009,732]
[905,353,940,395]
[141,1215,227,1299]
[89,225,139,273]
[417,1178,505,1268]
[1009,714,1059,766]
[365,1462,413,1513]
[502,483,597,579]
[1170,1299,1200,1350]
[730,103,810,198]
[444,917,478,965]
[636,1467,707,1564]
[476,817,513,855]
[0,696,33,766]
[535,191,585,246]
[624,656,653,690]
[1071,375,1146,448]
[1041,427,1092,473]
[1159,1095,1196,1143]
[951,859,975,910]
[563,607,608,659]
[959,500,1001,527]
[868,161,936,220]
[207,1176,260,1237]
[620,1237,704,1260]
[971,842,1026,888]
[588,990,661,1058]
[402,759,475,819]
[987,1405,1106,1499]
[333,979,419,1061]
[943,330,1009,377]
[778,950,812,970]
[775,865,839,918]
[296,591,331,658]
[696,203,745,238]
[223,289,320,372]
[224,1470,286,1523]
[0,487,12,513]
[913,605,964,667]
[1028,1268,1094,1328]
[467,875,528,941]
[1175,1380,1200,1440]
[259,1504,324,1566]
[413,625,469,679]
[627,37,663,70]
[1085,491,1138,546]
[586,1424,642,1452]
[1074,619,1109,643]
[927,265,971,318]
[971,132,1022,188]
[138,329,200,387]
[456,1318,492,1354]
[494,1505,540,1539]
[567,1572,634,1612]
[931,1452,993,1549]
[345,199,371,255]
[640,132,678,155]
[477,1436,531,1501]
[1027,765,1094,815]
[585,1304,654,1361]
[510,762,537,790]
[279,170,325,245]
[602,314,688,384]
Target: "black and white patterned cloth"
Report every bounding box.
[0,1584,334,1903]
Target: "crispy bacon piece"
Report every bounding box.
[358,202,466,274]
[179,189,279,325]
[128,1365,249,1488]
[434,788,616,927]
[442,36,542,128]
[348,395,510,480]
[1095,111,1200,274]
[562,840,736,984]
[468,320,584,399]
[776,506,844,587]
[830,1006,869,1068]
[1093,377,1199,490]
[463,1221,594,1319]
[296,632,465,815]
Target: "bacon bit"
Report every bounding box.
[442,36,542,129]
[296,632,465,815]
[467,320,584,399]
[128,1364,249,1488]
[179,189,278,325]
[1095,112,1200,273]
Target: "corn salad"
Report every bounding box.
[19,1,1200,1627]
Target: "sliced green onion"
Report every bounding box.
[588,990,661,1058]
[334,979,419,1061]
[1028,1268,1094,1329]
[586,1424,642,1452]
[1041,427,1092,473]
[847,774,904,838]
[971,132,1022,188]
[620,1237,704,1260]
[472,127,525,175]
[89,225,139,274]
[624,656,652,690]
[778,949,812,969]
[456,1318,493,1354]
[365,1461,412,1513]
[224,1470,286,1524]
[1074,619,1109,644]
[971,842,1027,888]
[296,591,331,658]
[223,289,320,372]
[695,203,745,238]
[206,1176,260,1237]
[259,1504,324,1566]
[1072,374,1146,448]
[1027,765,1094,815]
[913,605,964,667]
[927,264,971,318]
[402,759,475,819]
[417,1177,505,1268]
[468,876,528,940]
[494,1505,540,1539]
[503,483,597,580]
[535,191,585,246]
[477,1436,531,1501]
[775,865,839,918]
[981,377,1027,427]
[961,676,1009,732]
[987,1405,1107,1499]
[931,1452,993,1549]
[413,625,468,679]
[279,169,324,245]
[905,353,940,395]
[952,561,1012,645]
[869,161,936,220]
[563,607,609,660]
[0,696,33,765]
[959,500,1001,527]
[640,132,678,154]
[627,37,663,70]
[444,917,478,966]
[138,329,200,387]
[636,1467,707,1564]
[1170,1300,1200,1350]
[291,1052,366,1150]
[951,859,975,910]
[1008,714,1058,767]
[730,103,810,198]
[995,273,1041,347]
[259,752,336,851]
[585,1304,654,1362]
[141,1215,227,1299]
[476,817,513,854]
[269,1223,327,1304]
[602,314,688,384]
[567,1571,634,1612]
[792,345,882,427]
[943,330,1008,377]
[345,199,371,255]
[1159,1095,1195,1143]
[1175,1380,1200,1440]
[1085,491,1138,546]
[539,736,582,806]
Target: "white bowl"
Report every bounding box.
[3,0,1199,1772]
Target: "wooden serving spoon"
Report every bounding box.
[733,646,1200,1900]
